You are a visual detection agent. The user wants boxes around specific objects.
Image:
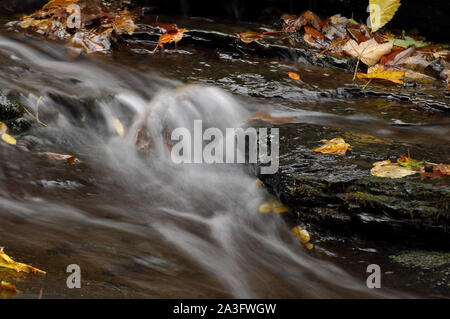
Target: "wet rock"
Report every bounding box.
[0,89,31,133]
[256,123,450,249]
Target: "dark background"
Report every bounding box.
[1,0,448,41]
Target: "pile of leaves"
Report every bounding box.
[371,154,450,179]
[237,0,449,88]
[18,0,137,54]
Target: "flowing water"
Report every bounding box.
[0,23,448,298]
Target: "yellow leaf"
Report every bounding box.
[314,137,351,156]
[357,65,404,84]
[1,134,16,145]
[343,38,393,66]
[0,122,7,134]
[42,0,79,10]
[369,0,401,32]
[0,281,19,299]
[291,226,310,244]
[0,248,46,275]
[370,159,417,178]
[111,117,124,136]
[258,198,289,214]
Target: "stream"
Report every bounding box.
[0,15,448,298]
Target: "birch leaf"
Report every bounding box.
[1,134,16,145]
[369,0,401,32]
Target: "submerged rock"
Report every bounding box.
[256,123,450,249]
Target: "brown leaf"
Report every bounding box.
[248,111,297,124]
[343,38,393,66]
[38,152,78,163]
[304,26,324,40]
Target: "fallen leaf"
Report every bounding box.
[321,14,348,41]
[281,10,321,31]
[0,248,46,275]
[38,152,78,163]
[304,26,324,40]
[343,38,393,66]
[314,137,351,156]
[237,30,287,44]
[248,111,297,125]
[153,28,186,52]
[0,122,7,134]
[258,198,289,214]
[370,159,417,178]
[0,281,19,299]
[357,64,404,84]
[111,117,124,136]
[1,134,16,145]
[288,72,301,80]
[369,0,401,32]
[292,226,314,250]
[391,36,431,48]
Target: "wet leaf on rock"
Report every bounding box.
[258,198,289,214]
[370,159,417,178]
[0,248,46,275]
[292,226,314,250]
[314,138,351,156]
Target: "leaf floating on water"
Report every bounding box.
[288,72,301,81]
[370,159,417,178]
[291,226,314,250]
[343,38,393,66]
[0,281,20,299]
[1,134,16,145]
[369,0,401,32]
[314,138,351,156]
[255,179,263,189]
[357,65,404,84]
[258,198,289,214]
[0,248,46,275]
[111,117,125,136]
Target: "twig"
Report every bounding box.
[315,37,348,59]
[23,96,50,128]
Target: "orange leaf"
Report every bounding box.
[304,26,324,40]
[288,72,301,80]
[154,28,186,52]
[314,137,351,156]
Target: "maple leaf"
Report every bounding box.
[314,138,351,156]
[357,65,405,84]
[153,28,186,52]
[343,38,393,66]
[369,0,401,32]
[281,10,321,32]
